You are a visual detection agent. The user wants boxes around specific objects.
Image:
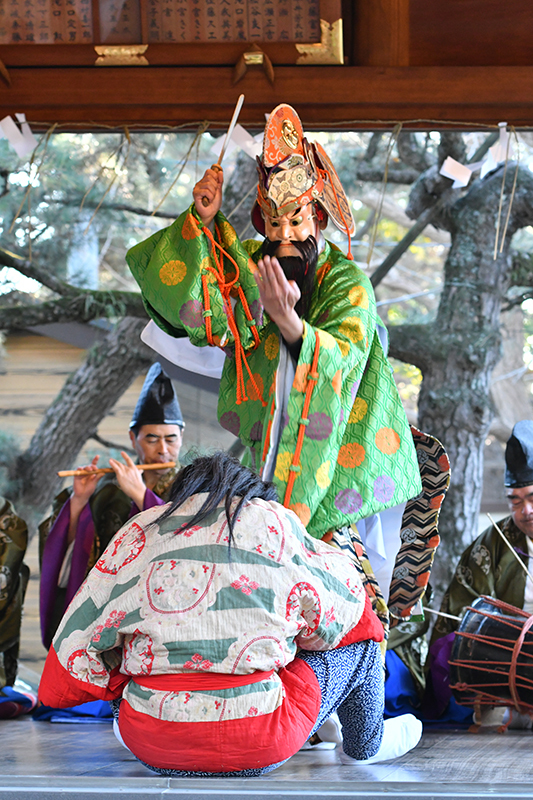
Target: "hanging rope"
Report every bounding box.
[493,129,512,260]
[8,123,58,258]
[79,134,128,213]
[366,122,403,268]
[498,126,520,255]
[151,121,209,217]
[83,127,132,234]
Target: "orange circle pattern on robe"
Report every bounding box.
[337,442,366,468]
[246,373,264,402]
[182,214,201,240]
[293,363,310,392]
[217,219,237,247]
[375,427,401,455]
[339,317,365,343]
[349,285,369,309]
[159,260,187,286]
[290,502,311,527]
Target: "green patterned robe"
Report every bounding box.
[126,206,421,539]
[431,516,527,645]
[0,497,29,688]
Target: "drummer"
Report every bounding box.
[428,420,533,725]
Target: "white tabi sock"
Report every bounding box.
[339,713,422,765]
[300,712,343,751]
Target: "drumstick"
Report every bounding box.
[424,607,461,622]
[57,462,176,477]
[201,94,245,207]
[487,512,533,584]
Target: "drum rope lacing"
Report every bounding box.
[450,597,533,717]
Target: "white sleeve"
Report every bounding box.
[141,321,226,379]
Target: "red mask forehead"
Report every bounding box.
[262,105,305,168]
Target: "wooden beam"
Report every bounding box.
[3,65,533,129]
[355,0,410,66]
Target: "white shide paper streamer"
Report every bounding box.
[0,113,37,158]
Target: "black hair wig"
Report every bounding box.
[154,451,278,550]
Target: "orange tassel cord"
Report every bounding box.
[201,224,265,407]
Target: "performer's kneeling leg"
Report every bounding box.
[297,640,384,760]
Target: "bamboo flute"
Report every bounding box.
[58,461,175,478]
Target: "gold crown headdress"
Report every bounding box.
[252,104,355,258]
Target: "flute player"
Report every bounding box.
[39,363,184,648]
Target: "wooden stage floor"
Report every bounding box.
[0,718,532,800]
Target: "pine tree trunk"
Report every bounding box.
[416,192,510,593]
[15,317,153,516]
[390,165,533,598]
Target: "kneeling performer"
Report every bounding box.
[38,453,421,774]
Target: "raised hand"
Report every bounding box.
[109,451,146,511]
[71,455,100,506]
[255,254,304,345]
[68,455,101,543]
[193,166,224,226]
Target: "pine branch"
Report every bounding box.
[0,290,147,331]
[502,291,533,311]
[56,198,179,220]
[372,132,500,289]
[356,163,421,185]
[387,322,436,371]
[0,247,78,297]
[397,132,435,173]
[90,432,136,455]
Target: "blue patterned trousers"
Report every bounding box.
[112,639,384,777]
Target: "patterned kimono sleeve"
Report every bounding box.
[272,257,376,530]
[38,519,142,708]
[126,207,263,352]
[284,512,384,652]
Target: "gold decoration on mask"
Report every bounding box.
[281,119,299,150]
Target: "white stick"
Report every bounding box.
[424,607,461,622]
[201,94,246,207]
[217,94,245,165]
[487,512,533,583]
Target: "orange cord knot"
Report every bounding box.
[201,224,266,407]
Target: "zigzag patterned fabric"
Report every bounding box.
[330,427,450,643]
[388,426,451,626]
[330,525,390,644]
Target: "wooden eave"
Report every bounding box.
[2,65,533,131]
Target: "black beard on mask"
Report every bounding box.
[260,235,318,319]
